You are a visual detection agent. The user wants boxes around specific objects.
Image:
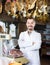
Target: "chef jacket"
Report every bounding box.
[18,30,42,51]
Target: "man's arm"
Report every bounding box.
[18,32,32,48]
[18,32,25,48]
[25,33,42,50]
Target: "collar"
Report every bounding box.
[26,30,35,35]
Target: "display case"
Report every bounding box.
[0,33,11,56]
[0,21,19,56]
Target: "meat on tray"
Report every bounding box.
[9,49,23,58]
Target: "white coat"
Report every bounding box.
[18,30,42,65]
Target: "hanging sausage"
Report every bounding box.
[0,1,2,13]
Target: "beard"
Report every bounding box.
[27,26,34,31]
[29,28,33,31]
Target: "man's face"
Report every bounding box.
[26,19,35,31]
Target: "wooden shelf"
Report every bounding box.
[42,40,50,42]
[42,34,50,35]
[41,24,50,56]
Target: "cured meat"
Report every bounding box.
[9,49,23,58]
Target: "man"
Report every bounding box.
[18,18,42,65]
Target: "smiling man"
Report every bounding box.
[18,18,42,65]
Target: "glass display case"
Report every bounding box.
[0,33,11,56]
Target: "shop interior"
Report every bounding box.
[0,0,50,65]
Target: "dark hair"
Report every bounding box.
[26,17,36,22]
